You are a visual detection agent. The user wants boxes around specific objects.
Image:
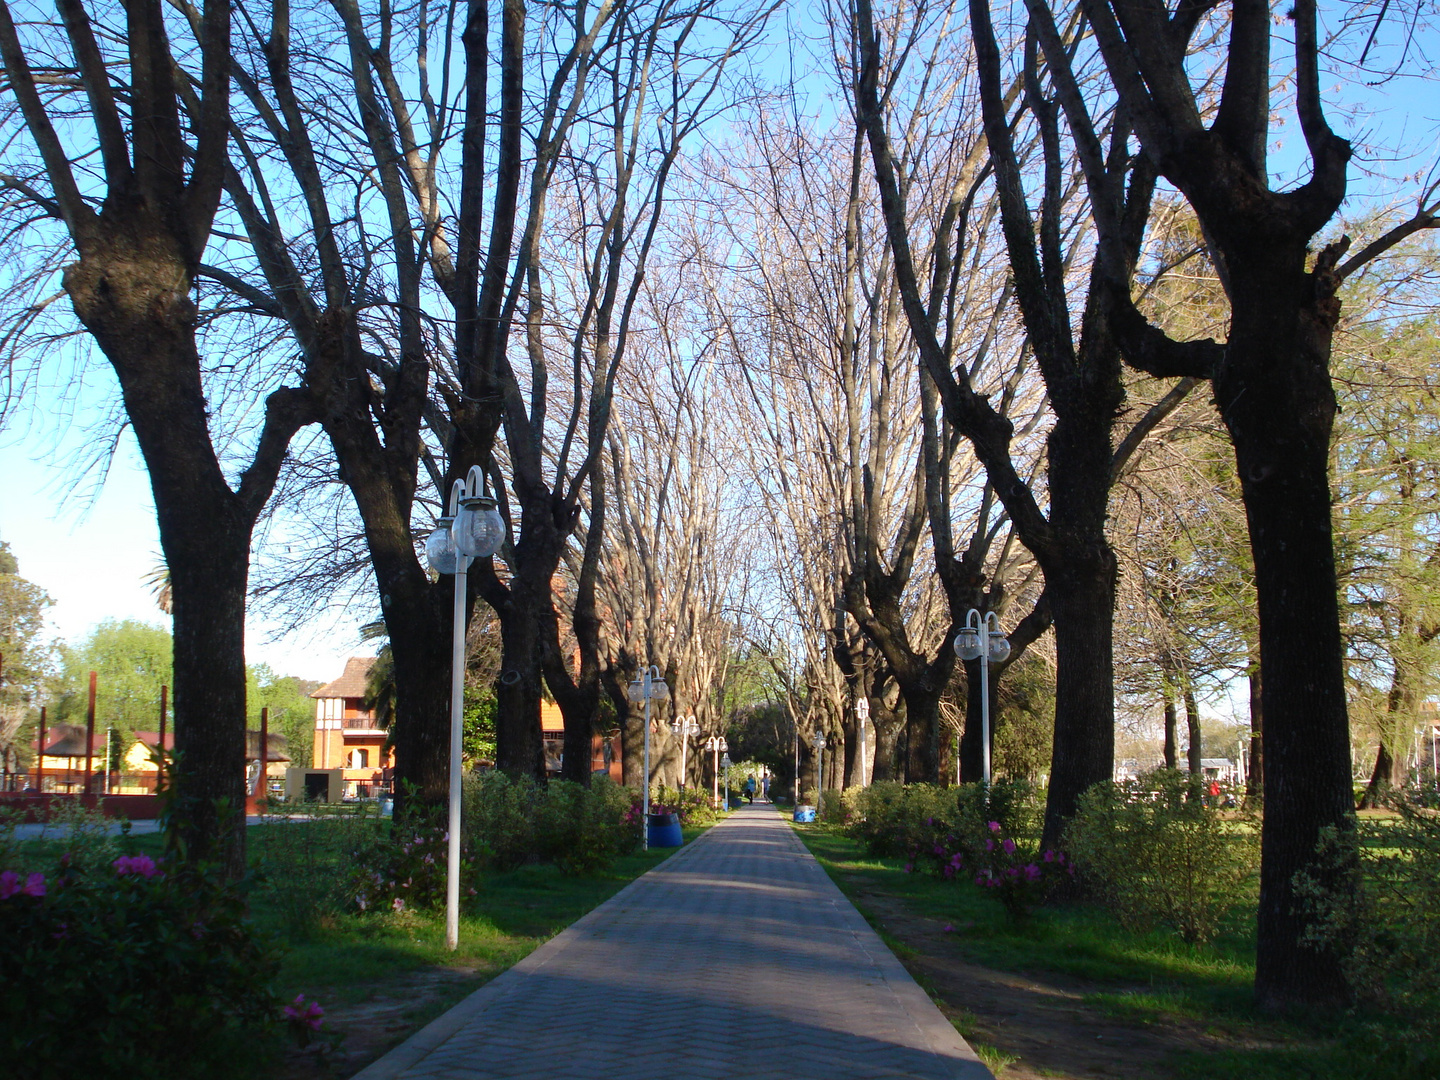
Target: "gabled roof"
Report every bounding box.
[41,724,104,757]
[311,656,378,700]
[134,731,176,751]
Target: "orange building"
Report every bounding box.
[311,657,391,798]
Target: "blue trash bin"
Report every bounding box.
[647,812,683,847]
[793,805,816,823]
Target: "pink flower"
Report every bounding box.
[985,839,995,852]
[392,897,406,913]
[113,854,159,878]
[0,870,21,899]
[987,821,1002,833]
[1023,864,1042,883]
[284,995,326,1032]
[943,924,954,932]
[1001,838,1016,855]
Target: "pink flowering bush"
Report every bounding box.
[349,798,475,912]
[907,817,1072,921]
[0,843,282,1078]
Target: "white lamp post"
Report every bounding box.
[704,733,727,808]
[424,464,505,951]
[627,665,669,850]
[953,609,1010,785]
[811,731,827,817]
[855,695,870,787]
[672,714,699,793]
[720,752,732,807]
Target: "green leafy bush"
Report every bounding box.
[1065,770,1258,944]
[463,771,543,870]
[1296,797,1440,1032]
[846,782,959,857]
[462,772,642,875]
[534,778,636,875]
[0,847,281,1078]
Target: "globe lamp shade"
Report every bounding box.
[954,627,983,661]
[987,632,1011,664]
[652,678,670,702]
[426,520,459,575]
[455,495,505,558]
[627,678,645,704]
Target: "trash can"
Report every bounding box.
[793,805,816,823]
[647,812,683,848]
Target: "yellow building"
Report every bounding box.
[311,657,390,798]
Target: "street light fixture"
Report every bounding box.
[704,733,727,808]
[672,714,699,793]
[627,666,669,850]
[954,608,1010,785]
[424,464,505,951]
[811,731,827,817]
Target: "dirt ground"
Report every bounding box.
[277,966,491,1079]
[849,887,1293,1080]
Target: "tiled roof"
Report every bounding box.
[311,656,378,700]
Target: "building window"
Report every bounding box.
[348,748,369,769]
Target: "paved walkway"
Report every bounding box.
[354,802,991,1080]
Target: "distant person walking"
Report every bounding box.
[762,775,770,801]
[743,776,756,803]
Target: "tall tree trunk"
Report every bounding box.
[900,682,944,784]
[1042,559,1118,849]
[1163,678,1179,770]
[489,569,547,778]
[1223,250,1354,1009]
[1185,683,1203,777]
[870,700,903,783]
[1247,643,1263,798]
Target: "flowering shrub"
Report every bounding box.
[907,816,1071,921]
[1065,770,1258,944]
[651,783,719,828]
[0,845,282,1078]
[350,800,476,912]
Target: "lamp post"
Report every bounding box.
[720,752,732,807]
[953,609,1010,785]
[672,714,699,793]
[811,731,827,817]
[627,666,669,850]
[705,734,727,808]
[424,464,506,951]
[856,695,870,787]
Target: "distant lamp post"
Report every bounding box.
[720,752,732,807]
[424,464,505,952]
[811,731,827,817]
[672,714,699,793]
[627,665,669,850]
[954,609,1010,785]
[855,695,870,787]
[704,733,727,808]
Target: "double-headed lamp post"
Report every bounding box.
[673,714,699,793]
[704,735,728,808]
[811,731,827,816]
[953,609,1010,785]
[627,666,669,850]
[424,465,506,951]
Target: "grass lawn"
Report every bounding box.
[789,820,1433,1080]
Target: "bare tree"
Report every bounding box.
[0,0,315,867]
[1072,0,1439,1005]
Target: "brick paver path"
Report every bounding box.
[353,802,991,1080]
